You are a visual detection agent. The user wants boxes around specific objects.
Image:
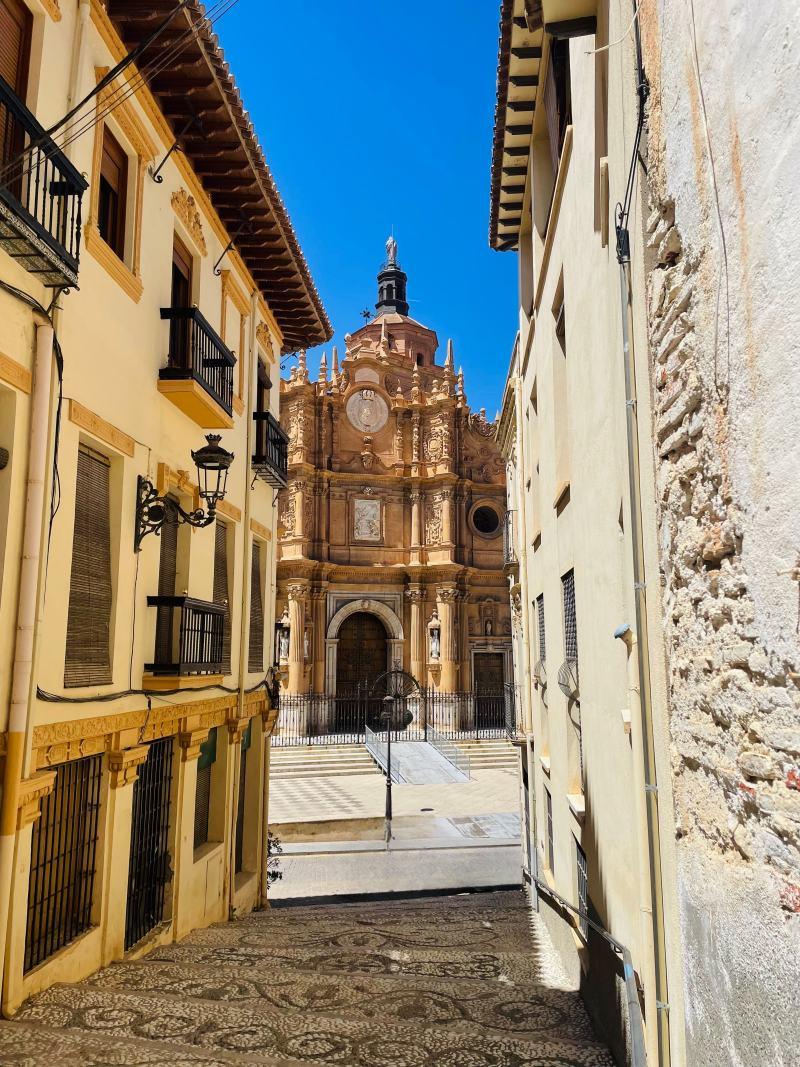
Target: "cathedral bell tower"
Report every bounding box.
[375,235,409,316]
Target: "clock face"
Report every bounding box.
[346,388,389,433]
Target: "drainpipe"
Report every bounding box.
[617,260,671,1067]
[0,322,55,1000]
[66,0,92,135]
[229,289,258,915]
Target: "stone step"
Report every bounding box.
[185,909,535,954]
[264,887,530,918]
[0,1019,312,1065]
[17,985,615,1067]
[84,958,596,1044]
[270,764,378,779]
[149,935,548,986]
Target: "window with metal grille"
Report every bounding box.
[213,521,232,674]
[562,569,578,663]
[575,838,589,938]
[64,445,113,687]
[125,737,174,951]
[25,754,102,972]
[193,727,216,850]
[234,721,251,874]
[545,787,554,873]
[536,593,546,661]
[248,540,264,672]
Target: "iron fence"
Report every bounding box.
[159,305,236,415]
[273,685,521,746]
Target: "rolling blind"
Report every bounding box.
[248,541,263,672]
[213,521,231,674]
[64,446,113,686]
[154,497,178,668]
[0,0,31,94]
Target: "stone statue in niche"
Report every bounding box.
[430,625,440,661]
[354,498,381,542]
[278,613,290,660]
[485,620,493,636]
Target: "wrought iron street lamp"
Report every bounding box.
[134,433,234,551]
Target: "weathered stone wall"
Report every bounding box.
[640,1,800,1061]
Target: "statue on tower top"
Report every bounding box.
[385,234,398,265]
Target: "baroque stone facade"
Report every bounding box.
[276,244,510,698]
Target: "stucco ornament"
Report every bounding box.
[425,500,442,544]
[354,498,381,542]
[347,388,388,433]
[170,189,207,255]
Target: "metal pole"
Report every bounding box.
[385,725,392,847]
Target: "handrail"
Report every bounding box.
[159,305,236,414]
[427,725,470,779]
[365,725,405,783]
[252,410,288,487]
[526,872,647,1067]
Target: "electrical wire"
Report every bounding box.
[0,0,243,195]
[0,0,192,188]
[585,1,639,56]
[37,676,269,704]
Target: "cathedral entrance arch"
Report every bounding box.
[325,598,404,696]
[336,613,387,694]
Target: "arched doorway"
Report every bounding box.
[336,612,388,694]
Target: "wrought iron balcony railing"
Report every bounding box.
[159,306,236,416]
[0,75,87,288]
[252,410,288,488]
[503,509,518,567]
[145,595,225,676]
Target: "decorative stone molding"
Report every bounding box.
[437,587,459,604]
[179,727,211,763]
[171,189,207,256]
[227,713,253,742]
[69,400,135,457]
[287,582,309,602]
[0,351,32,394]
[262,705,280,737]
[404,588,426,603]
[41,0,61,21]
[17,771,57,830]
[256,322,273,355]
[108,745,150,788]
[250,517,272,542]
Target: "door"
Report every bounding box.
[170,234,193,368]
[154,500,178,670]
[474,652,505,731]
[335,612,387,735]
[125,737,174,950]
[0,0,32,191]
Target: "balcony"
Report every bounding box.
[158,307,236,428]
[503,510,518,572]
[252,410,288,488]
[143,595,225,690]
[0,75,88,288]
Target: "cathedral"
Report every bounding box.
[275,241,510,715]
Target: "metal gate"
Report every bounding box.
[125,737,174,950]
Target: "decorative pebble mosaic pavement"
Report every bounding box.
[0,890,615,1066]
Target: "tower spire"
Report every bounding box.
[375,236,409,316]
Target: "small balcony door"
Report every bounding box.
[0,0,32,181]
[170,234,193,370]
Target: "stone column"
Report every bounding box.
[442,488,454,547]
[437,585,459,693]
[457,589,471,689]
[410,490,422,564]
[311,586,328,695]
[405,586,426,684]
[293,480,306,541]
[286,582,307,693]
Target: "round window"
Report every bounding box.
[472,505,500,536]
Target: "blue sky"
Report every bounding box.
[218,1,518,416]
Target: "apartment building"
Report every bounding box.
[0,0,329,1012]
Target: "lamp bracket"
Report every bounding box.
[134,475,215,552]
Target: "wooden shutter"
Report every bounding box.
[98,126,128,257]
[544,39,571,175]
[248,541,264,672]
[193,728,216,850]
[154,497,178,669]
[0,0,32,95]
[213,521,231,674]
[64,446,113,686]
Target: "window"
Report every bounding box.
[562,569,578,663]
[248,540,264,671]
[536,593,546,663]
[97,127,128,258]
[545,787,554,873]
[25,755,102,972]
[213,522,232,675]
[575,838,588,938]
[0,0,32,177]
[64,445,113,686]
[234,721,251,874]
[544,37,572,174]
[256,359,271,416]
[194,727,217,850]
[471,503,501,538]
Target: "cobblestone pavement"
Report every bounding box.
[0,890,615,1066]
